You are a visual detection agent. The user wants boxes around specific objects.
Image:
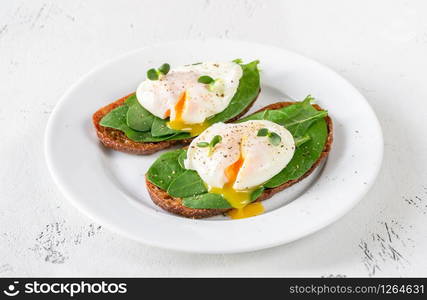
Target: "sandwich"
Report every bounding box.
[93,60,260,154]
[146,96,333,219]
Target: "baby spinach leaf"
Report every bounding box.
[99,105,156,141]
[100,97,190,142]
[167,170,208,197]
[237,109,268,122]
[285,107,328,137]
[178,150,187,169]
[146,149,186,190]
[123,94,137,105]
[151,117,184,137]
[142,132,190,142]
[289,110,328,137]
[125,95,154,132]
[123,129,157,142]
[207,60,260,124]
[162,132,194,141]
[264,110,287,125]
[99,105,129,130]
[294,135,311,147]
[183,193,232,209]
[123,130,177,142]
[274,96,327,137]
[250,187,265,202]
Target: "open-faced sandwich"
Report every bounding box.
[146,96,333,219]
[93,60,260,154]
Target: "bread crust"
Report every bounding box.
[93,92,259,155]
[146,101,333,218]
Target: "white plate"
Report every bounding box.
[45,39,383,253]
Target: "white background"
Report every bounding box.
[1,0,426,277]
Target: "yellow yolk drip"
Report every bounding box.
[208,151,264,219]
[228,202,265,219]
[166,91,210,136]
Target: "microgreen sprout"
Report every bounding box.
[257,128,282,146]
[198,75,224,93]
[196,142,209,147]
[198,75,215,84]
[197,135,222,156]
[147,63,170,80]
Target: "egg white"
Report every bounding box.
[136,62,243,124]
[184,120,296,190]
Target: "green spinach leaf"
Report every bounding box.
[178,150,187,169]
[250,187,265,202]
[151,117,184,137]
[282,98,328,137]
[146,149,186,190]
[99,105,155,141]
[167,170,208,197]
[239,96,327,138]
[99,105,129,130]
[99,97,190,142]
[183,193,232,209]
[125,95,154,132]
[237,109,268,122]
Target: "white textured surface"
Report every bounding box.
[1,0,426,277]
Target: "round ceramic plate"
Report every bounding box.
[45,39,383,253]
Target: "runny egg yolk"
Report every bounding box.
[208,147,264,219]
[166,91,210,136]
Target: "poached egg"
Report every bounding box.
[136,62,243,136]
[184,120,296,218]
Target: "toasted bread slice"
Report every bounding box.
[146,101,333,218]
[93,92,259,155]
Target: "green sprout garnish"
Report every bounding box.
[198,76,224,94]
[146,63,170,80]
[232,58,243,64]
[197,135,222,156]
[268,132,281,146]
[208,135,222,155]
[257,128,282,146]
[198,75,215,84]
[158,63,170,75]
[210,135,222,148]
[147,68,159,80]
[257,128,269,137]
[196,142,209,147]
